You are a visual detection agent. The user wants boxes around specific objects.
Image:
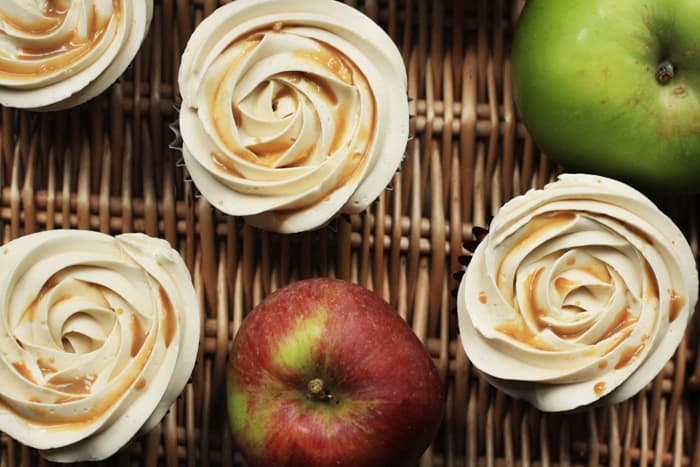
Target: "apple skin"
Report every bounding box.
[512,0,700,192]
[227,278,444,467]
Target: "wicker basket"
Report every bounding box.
[1,1,698,465]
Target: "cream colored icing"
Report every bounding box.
[0,231,199,461]
[178,0,408,233]
[0,0,153,110]
[458,174,698,411]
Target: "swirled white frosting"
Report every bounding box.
[178,0,408,233]
[0,231,200,461]
[458,174,698,412]
[0,0,153,110]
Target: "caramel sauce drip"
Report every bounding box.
[566,257,576,266]
[495,319,555,351]
[329,101,350,155]
[0,0,65,35]
[579,260,611,283]
[248,138,294,160]
[594,381,607,396]
[478,291,487,304]
[0,2,120,78]
[524,267,546,330]
[554,277,578,295]
[644,261,659,300]
[54,395,82,404]
[669,290,686,323]
[615,340,647,370]
[47,374,96,394]
[302,72,339,105]
[272,86,297,112]
[598,360,608,369]
[212,153,245,178]
[159,287,176,347]
[597,307,637,344]
[135,378,147,390]
[130,315,147,357]
[22,274,60,323]
[603,328,634,356]
[12,361,36,384]
[496,212,577,289]
[292,47,354,85]
[515,212,577,249]
[37,358,57,376]
[556,325,588,340]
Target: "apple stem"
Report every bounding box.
[306,378,333,402]
[656,61,675,85]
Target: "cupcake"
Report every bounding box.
[0,0,153,111]
[457,174,698,412]
[178,0,408,233]
[0,231,200,461]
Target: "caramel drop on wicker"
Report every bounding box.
[594,381,606,396]
[160,287,177,347]
[669,290,686,322]
[478,291,487,304]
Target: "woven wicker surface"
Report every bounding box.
[1,0,699,465]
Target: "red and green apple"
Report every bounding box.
[512,0,700,192]
[227,278,444,467]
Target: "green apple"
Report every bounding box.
[512,0,700,192]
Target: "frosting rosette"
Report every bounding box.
[457,174,698,412]
[0,230,200,461]
[0,0,153,110]
[178,0,408,233]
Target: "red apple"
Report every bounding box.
[227,278,444,467]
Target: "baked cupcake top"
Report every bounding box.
[0,231,199,461]
[0,0,153,111]
[457,174,698,412]
[178,0,408,233]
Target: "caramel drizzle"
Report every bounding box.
[12,361,36,384]
[495,319,555,352]
[0,1,121,78]
[594,381,607,396]
[615,340,647,370]
[669,290,686,323]
[130,314,147,357]
[496,212,577,291]
[47,373,97,395]
[159,287,176,348]
[21,274,60,323]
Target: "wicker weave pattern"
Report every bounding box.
[1,1,699,465]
